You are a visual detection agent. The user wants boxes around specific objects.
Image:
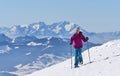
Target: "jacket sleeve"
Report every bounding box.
[81,33,87,42]
[70,35,74,43]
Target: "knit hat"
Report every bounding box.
[76,27,80,31]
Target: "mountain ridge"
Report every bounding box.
[0,21,120,44]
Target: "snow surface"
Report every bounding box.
[47,36,52,40]
[0,45,12,54]
[15,64,23,69]
[10,26,17,32]
[33,24,40,30]
[52,25,62,34]
[15,46,19,49]
[12,38,15,43]
[25,52,31,56]
[27,42,43,46]
[26,39,120,76]
[20,24,29,28]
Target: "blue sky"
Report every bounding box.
[0,0,120,32]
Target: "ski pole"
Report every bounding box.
[87,41,91,63]
[70,45,73,69]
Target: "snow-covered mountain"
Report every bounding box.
[0,33,12,45]
[6,21,87,39]
[0,21,119,44]
[0,27,8,34]
[0,36,98,76]
[13,36,39,44]
[0,21,119,76]
[87,31,120,43]
[26,39,120,76]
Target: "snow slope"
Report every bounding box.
[26,39,120,76]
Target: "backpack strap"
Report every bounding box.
[74,32,82,38]
[74,33,76,37]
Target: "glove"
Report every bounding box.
[70,42,72,45]
[86,37,89,41]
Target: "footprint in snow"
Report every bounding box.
[104,57,109,60]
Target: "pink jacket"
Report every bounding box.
[70,32,87,48]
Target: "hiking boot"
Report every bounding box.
[79,61,83,64]
[79,59,83,64]
[74,65,79,68]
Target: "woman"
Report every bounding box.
[70,27,89,68]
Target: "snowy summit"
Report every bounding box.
[26,39,120,76]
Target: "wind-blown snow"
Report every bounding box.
[26,39,120,76]
[65,23,74,31]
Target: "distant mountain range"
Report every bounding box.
[0,34,12,45]
[0,21,120,44]
[0,35,98,76]
[0,21,119,76]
